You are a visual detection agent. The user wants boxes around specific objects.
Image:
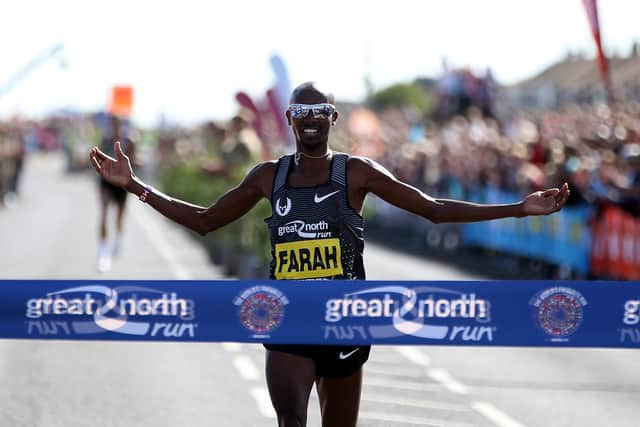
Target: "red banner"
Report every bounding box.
[590,205,640,280]
[581,0,612,98]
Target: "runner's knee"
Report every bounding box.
[274,409,307,427]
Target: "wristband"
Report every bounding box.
[138,185,153,203]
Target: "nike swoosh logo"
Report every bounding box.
[314,190,340,203]
[338,348,359,360]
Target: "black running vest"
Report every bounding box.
[266,154,365,280]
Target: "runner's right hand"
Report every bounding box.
[90,141,134,188]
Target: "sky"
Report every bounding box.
[0,0,638,126]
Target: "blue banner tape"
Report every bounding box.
[1,280,638,348]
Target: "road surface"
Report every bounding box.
[0,152,638,426]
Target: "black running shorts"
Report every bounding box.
[100,179,127,205]
[264,344,371,378]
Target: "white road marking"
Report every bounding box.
[365,364,429,377]
[369,351,406,364]
[232,355,261,381]
[131,204,191,279]
[427,368,471,395]
[472,401,528,427]
[221,342,242,352]
[395,346,431,366]
[363,393,470,412]
[359,411,480,427]
[243,343,266,352]
[250,387,276,419]
[224,342,270,419]
[364,376,442,392]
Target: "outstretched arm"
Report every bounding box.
[90,141,273,235]
[352,157,569,223]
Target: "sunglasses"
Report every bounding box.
[287,103,336,120]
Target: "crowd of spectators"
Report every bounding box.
[434,67,497,120]
[0,114,111,209]
[6,93,638,221]
[362,100,640,217]
[0,118,59,207]
[3,83,639,278]
[329,92,640,278]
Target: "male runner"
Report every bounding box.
[90,82,569,426]
[96,114,136,272]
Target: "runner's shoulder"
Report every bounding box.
[347,155,375,165]
[244,160,278,196]
[347,155,383,177]
[248,160,278,177]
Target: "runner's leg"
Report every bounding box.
[99,187,110,241]
[316,369,363,427]
[115,198,126,234]
[113,198,126,255]
[97,187,112,271]
[265,350,316,427]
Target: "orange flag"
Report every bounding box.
[109,85,134,117]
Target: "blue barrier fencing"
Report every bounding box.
[368,187,594,274]
[462,186,594,275]
[462,203,593,275]
[1,280,638,348]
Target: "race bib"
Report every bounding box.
[275,238,343,279]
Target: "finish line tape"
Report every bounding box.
[1,280,638,348]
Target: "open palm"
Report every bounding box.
[522,183,570,216]
[90,141,133,188]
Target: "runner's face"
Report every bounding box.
[287,90,337,148]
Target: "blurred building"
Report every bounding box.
[507,43,640,108]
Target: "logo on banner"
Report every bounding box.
[322,286,495,343]
[620,299,640,345]
[234,286,289,338]
[25,285,196,338]
[530,287,587,342]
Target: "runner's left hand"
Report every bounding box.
[521,182,570,216]
[89,141,134,188]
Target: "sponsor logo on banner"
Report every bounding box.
[530,286,586,342]
[234,286,289,338]
[322,285,495,343]
[275,238,342,279]
[25,285,196,338]
[620,298,640,345]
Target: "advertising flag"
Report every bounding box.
[581,0,612,98]
[109,85,134,118]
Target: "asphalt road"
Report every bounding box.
[0,151,638,427]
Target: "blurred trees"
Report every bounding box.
[368,81,434,117]
[156,121,271,278]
